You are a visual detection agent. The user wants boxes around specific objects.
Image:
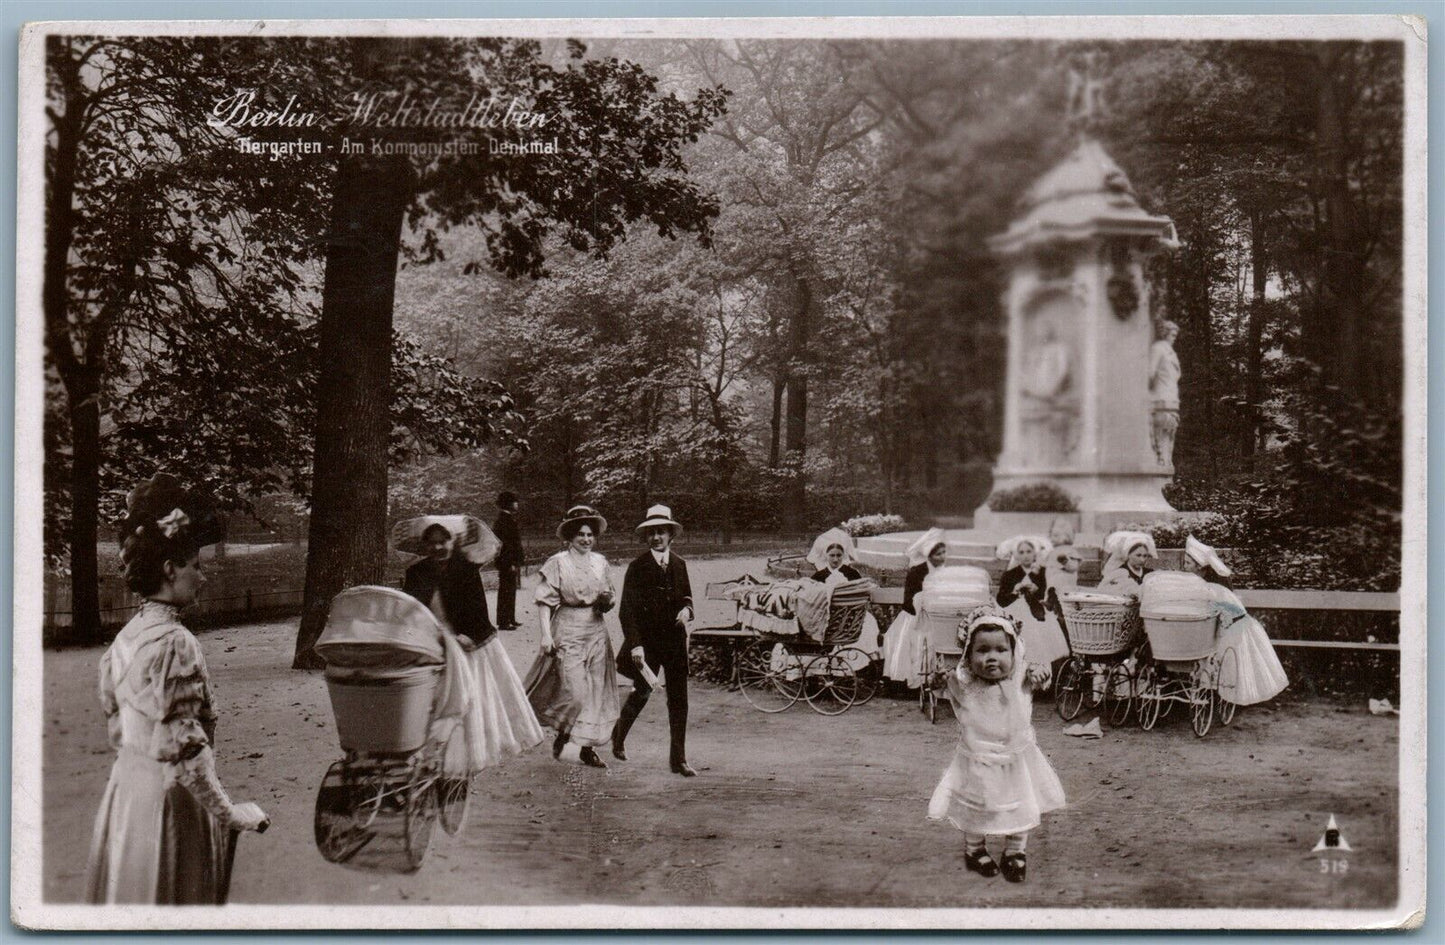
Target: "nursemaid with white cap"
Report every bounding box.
[1182,535,1289,706]
[880,528,949,689]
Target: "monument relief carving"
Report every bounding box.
[1020,292,1081,466]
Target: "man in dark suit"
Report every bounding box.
[493,491,524,630]
[402,522,496,646]
[613,505,696,776]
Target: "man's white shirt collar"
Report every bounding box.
[652,550,669,568]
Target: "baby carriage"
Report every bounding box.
[1136,571,1234,737]
[915,566,993,724]
[312,586,472,873]
[730,579,877,715]
[1054,592,1140,726]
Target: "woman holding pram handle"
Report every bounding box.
[524,506,621,769]
[399,517,545,770]
[87,474,268,905]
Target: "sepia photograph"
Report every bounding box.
[11,13,1427,930]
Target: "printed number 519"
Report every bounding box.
[1318,858,1349,874]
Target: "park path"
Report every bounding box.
[43,557,1399,911]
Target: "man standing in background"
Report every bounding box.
[494,491,524,630]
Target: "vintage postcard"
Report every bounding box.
[12,14,1426,931]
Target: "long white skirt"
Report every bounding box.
[468,635,546,768]
[1216,615,1289,705]
[1006,600,1070,666]
[881,611,924,688]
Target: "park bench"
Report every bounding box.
[694,583,1400,653]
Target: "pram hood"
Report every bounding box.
[315,585,446,669]
[1139,570,1213,617]
[918,565,992,614]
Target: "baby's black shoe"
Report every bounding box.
[1000,852,1027,883]
[964,850,999,878]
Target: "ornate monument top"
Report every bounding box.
[989,53,1178,258]
[988,137,1178,257]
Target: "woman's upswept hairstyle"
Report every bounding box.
[117,473,225,596]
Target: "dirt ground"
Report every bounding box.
[41,556,1400,912]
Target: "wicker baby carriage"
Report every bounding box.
[1054,591,1139,726]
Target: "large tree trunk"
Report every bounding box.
[293,154,415,668]
[44,56,104,642]
[65,368,103,642]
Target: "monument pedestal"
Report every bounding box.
[976,135,1183,531]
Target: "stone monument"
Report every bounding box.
[974,73,1182,534]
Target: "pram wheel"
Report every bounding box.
[1190,662,1215,737]
[1215,645,1239,725]
[435,722,471,836]
[1055,658,1087,721]
[803,653,858,715]
[737,640,802,713]
[314,760,374,866]
[1137,662,1164,730]
[402,769,438,872]
[835,647,879,705]
[1104,662,1135,726]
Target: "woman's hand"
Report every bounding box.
[1025,663,1052,690]
[230,801,270,833]
[540,632,555,654]
[594,590,615,614]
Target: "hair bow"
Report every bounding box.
[156,508,190,538]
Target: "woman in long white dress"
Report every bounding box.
[396,514,544,771]
[87,474,268,904]
[524,506,620,769]
[995,535,1070,665]
[1183,536,1289,705]
[881,528,948,689]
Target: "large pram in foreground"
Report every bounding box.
[312,586,471,873]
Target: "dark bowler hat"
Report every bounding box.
[497,491,519,509]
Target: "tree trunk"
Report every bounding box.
[1315,44,1367,401]
[293,154,415,668]
[65,368,103,643]
[45,56,102,642]
[780,277,811,533]
[768,376,784,468]
[1246,211,1268,460]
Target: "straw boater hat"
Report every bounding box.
[807,527,858,570]
[635,504,683,537]
[391,514,501,565]
[994,535,1053,570]
[1184,535,1232,578]
[556,504,608,540]
[906,528,949,567]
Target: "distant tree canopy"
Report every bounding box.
[398,38,1403,589]
[44,35,1405,628]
